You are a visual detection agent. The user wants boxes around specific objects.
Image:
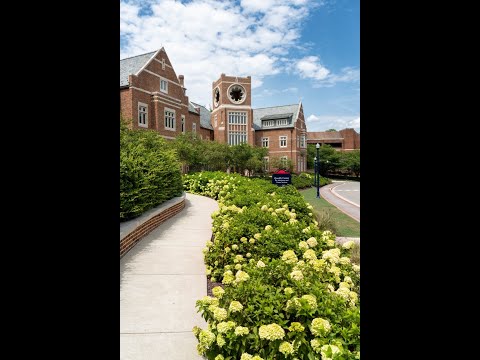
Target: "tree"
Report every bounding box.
[203,141,231,171]
[341,150,360,177]
[270,156,294,173]
[326,129,337,132]
[318,144,342,176]
[172,132,206,172]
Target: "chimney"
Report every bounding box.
[178,75,184,87]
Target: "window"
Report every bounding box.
[164,108,175,130]
[277,119,288,126]
[263,120,274,127]
[214,114,218,128]
[160,78,168,93]
[263,157,269,172]
[161,58,165,70]
[228,111,247,145]
[280,136,287,147]
[262,137,269,147]
[297,136,300,148]
[193,122,197,133]
[138,102,148,128]
[300,135,306,148]
[181,115,185,133]
[281,156,288,168]
[227,84,246,104]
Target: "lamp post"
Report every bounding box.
[316,143,320,198]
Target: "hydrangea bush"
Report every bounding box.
[184,172,360,359]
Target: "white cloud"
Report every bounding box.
[295,57,359,87]
[296,56,330,80]
[120,0,322,107]
[120,0,355,108]
[306,114,360,132]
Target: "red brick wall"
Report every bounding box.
[339,128,360,150]
[124,48,203,139]
[120,198,185,258]
[212,74,252,107]
[120,88,132,123]
[198,126,213,140]
[255,104,307,172]
[211,74,253,145]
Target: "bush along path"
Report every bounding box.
[183,172,360,360]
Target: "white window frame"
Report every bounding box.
[192,122,197,133]
[263,156,269,172]
[160,77,168,94]
[228,111,248,145]
[164,107,176,131]
[300,134,306,148]
[263,120,274,127]
[281,156,288,168]
[138,102,148,128]
[181,115,185,133]
[280,136,287,148]
[278,119,288,126]
[262,137,269,148]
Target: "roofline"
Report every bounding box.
[135,47,164,76]
[120,50,157,62]
[253,103,300,110]
[295,100,302,122]
[190,101,211,111]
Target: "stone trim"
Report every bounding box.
[120,193,186,258]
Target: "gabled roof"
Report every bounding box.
[307,131,344,141]
[252,104,300,130]
[190,102,214,130]
[120,50,157,87]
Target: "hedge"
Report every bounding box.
[120,122,183,221]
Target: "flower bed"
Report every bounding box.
[184,172,360,360]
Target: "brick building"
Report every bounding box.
[120,48,213,139]
[210,74,307,172]
[120,48,308,172]
[307,128,360,151]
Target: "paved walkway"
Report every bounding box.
[320,182,360,222]
[120,193,218,360]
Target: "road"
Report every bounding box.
[331,181,360,207]
[319,181,360,222]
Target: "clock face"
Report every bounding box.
[228,84,246,104]
[214,87,220,107]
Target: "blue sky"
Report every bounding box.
[120,0,359,132]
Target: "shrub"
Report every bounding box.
[120,120,183,221]
[184,172,360,359]
[315,210,338,233]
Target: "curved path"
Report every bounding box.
[120,193,218,360]
[320,181,360,222]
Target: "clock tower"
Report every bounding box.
[210,74,254,145]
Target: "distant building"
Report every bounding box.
[307,128,360,151]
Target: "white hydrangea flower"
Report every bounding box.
[306,237,318,247]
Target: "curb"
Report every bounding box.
[330,183,360,208]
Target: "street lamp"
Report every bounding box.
[316,143,320,198]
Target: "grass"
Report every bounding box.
[300,187,360,237]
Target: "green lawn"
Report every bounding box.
[300,187,360,237]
